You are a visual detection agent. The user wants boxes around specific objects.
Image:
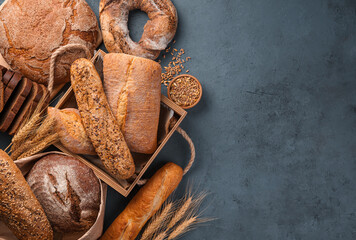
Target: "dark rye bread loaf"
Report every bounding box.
[0,150,53,240]
[4,72,22,104]
[26,154,101,233]
[0,77,32,132]
[8,82,40,135]
[0,0,102,87]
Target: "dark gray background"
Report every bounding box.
[1,0,356,239]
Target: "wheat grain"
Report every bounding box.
[167,197,192,230]
[17,133,59,159]
[11,113,41,148]
[167,217,197,240]
[141,203,173,240]
[153,231,166,240]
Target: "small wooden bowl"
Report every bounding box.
[167,74,202,109]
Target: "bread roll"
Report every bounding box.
[0,150,53,240]
[47,107,96,155]
[26,154,101,233]
[0,0,102,86]
[103,53,161,154]
[100,162,183,240]
[70,58,135,180]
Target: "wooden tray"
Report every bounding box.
[54,50,187,197]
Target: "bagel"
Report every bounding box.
[99,0,178,60]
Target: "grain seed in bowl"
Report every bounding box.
[167,74,202,109]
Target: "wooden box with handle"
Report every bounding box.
[54,50,187,197]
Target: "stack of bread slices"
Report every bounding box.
[0,66,49,135]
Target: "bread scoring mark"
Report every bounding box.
[48,173,66,206]
[66,172,82,224]
[117,57,134,130]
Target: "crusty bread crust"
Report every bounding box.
[48,107,96,155]
[0,150,53,240]
[70,58,135,180]
[100,162,183,240]
[103,53,161,154]
[0,0,102,86]
[99,0,177,59]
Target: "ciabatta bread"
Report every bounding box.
[103,53,161,154]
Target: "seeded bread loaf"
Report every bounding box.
[0,0,102,87]
[70,58,135,180]
[0,150,53,240]
[47,107,96,155]
[103,53,161,154]
[26,154,101,233]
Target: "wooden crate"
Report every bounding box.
[54,50,187,197]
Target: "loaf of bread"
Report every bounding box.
[47,107,96,155]
[26,154,101,233]
[0,77,33,132]
[0,0,102,87]
[0,150,53,240]
[103,53,161,154]
[71,58,135,180]
[100,162,183,240]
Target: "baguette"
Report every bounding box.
[70,58,135,179]
[0,150,53,240]
[100,162,183,240]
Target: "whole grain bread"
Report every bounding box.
[2,69,14,86]
[0,0,102,87]
[8,82,39,135]
[0,77,32,132]
[103,53,161,154]
[0,150,53,240]
[70,58,135,180]
[4,72,22,104]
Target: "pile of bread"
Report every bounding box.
[0,0,185,239]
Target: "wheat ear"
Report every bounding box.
[31,116,56,143]
[154,231,167,240]
[141,202,174,240]
[167,197,192,230]
[167,217,197,240]
[17,133,59,159]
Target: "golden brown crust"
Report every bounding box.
[103,53,161,154]
[100,162,183,240]
[48,107,96,155]
[99,0,177,59]
[70,58,135,179]
[0,150,53,240]
[0,0,102,86]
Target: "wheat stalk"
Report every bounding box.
[141,202,174,240]
[31,116,56,143]
[154,232,167,240]
[167,197,192,230]
[17,133,59,159]
[167,217,197,240]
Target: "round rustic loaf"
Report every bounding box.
[0,0,102,87]
[26,154,101,233]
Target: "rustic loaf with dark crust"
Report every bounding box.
[0,150,53,240]
[26,154,101,233]
[0,0,102,86]
[70,58,135,180]
[100,162,183,240]
[103,53,161,154]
